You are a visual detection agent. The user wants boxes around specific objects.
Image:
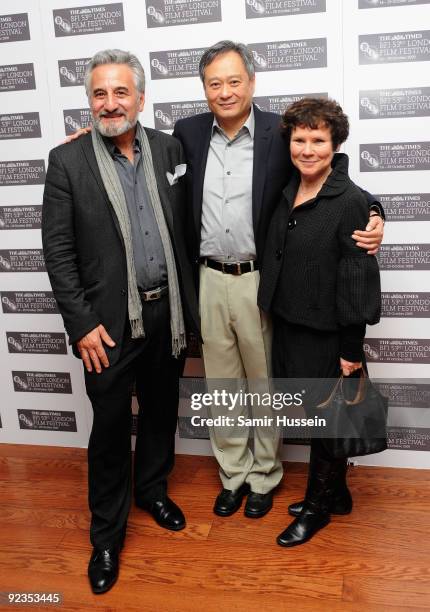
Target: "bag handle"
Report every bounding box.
[316,376,343,408]
[316,368,367,408]
[344,368,367,406]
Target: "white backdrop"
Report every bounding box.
[0,0,429,469]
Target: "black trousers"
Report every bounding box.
[84,295,183,549]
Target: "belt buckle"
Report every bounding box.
[221,262,242,275]
[145,287,160,301]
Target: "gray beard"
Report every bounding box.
[93,115,137,137]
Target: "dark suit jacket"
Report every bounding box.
[42,128,199,364]
[172,104,293,278]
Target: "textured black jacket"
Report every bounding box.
[42,129,199,364]
[258,153,381,361]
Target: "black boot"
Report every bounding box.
[277,451,338,547]
[288,459,352,517]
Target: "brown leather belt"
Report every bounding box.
[200,258,258,275]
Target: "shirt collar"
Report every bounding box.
[212,105,255,140]
[102,133,141,158]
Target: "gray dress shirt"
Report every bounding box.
[200,108,256,262]
[104,136,167,290]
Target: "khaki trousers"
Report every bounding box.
[199,264,283,494]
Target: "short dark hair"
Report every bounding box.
[199,40,255,82]
[282,97,349,149]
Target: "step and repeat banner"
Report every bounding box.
[0,0,429,468]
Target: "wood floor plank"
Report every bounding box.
[0,505,89,531]
[0,444,87,459]
[0,479,87,511]
[347,465,430,482]
[347,481,430,501]
[170,454,212,484]
[343,577,430,609]
[0,503,212,540]
[0,568,380,612]
[209,515,430,558]
[0,456,87,481]
[127,513,212,541]
[338,506,430,534]
[0,524,66,549]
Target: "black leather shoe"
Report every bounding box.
[277,508,330,547]
[88,545,120,594]
[137,496,186,531]
[213,483,249,517]
[244,491,273,518]
[288,487,353,517]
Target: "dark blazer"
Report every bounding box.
[258,153,381,361]
[42,129,199,364]
[172,104,293,275]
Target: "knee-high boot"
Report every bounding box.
[287,457,352,517]
[277,448,341,547]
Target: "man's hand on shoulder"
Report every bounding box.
[352,214,384,255]
[63,126,92,144]
[77,324,116,373]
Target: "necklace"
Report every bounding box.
[298,166,332,195]
[297,182,323,196]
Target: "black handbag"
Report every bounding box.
[313,370,388,459]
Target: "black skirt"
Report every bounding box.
[272,318,341,381]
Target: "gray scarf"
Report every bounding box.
[91,122,186,357]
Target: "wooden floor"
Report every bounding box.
[0,445,429,612]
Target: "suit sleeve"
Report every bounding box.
[359,188,385,220]
[172,119,182,144]
[42,149,101,345]
[336,191,381,361]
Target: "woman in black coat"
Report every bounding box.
[258,98,381,547]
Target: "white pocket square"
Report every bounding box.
[166,164,186,186]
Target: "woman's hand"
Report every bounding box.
[63,126,92,144]
[340,358,362,376]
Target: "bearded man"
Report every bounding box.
[42,49,199,594]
